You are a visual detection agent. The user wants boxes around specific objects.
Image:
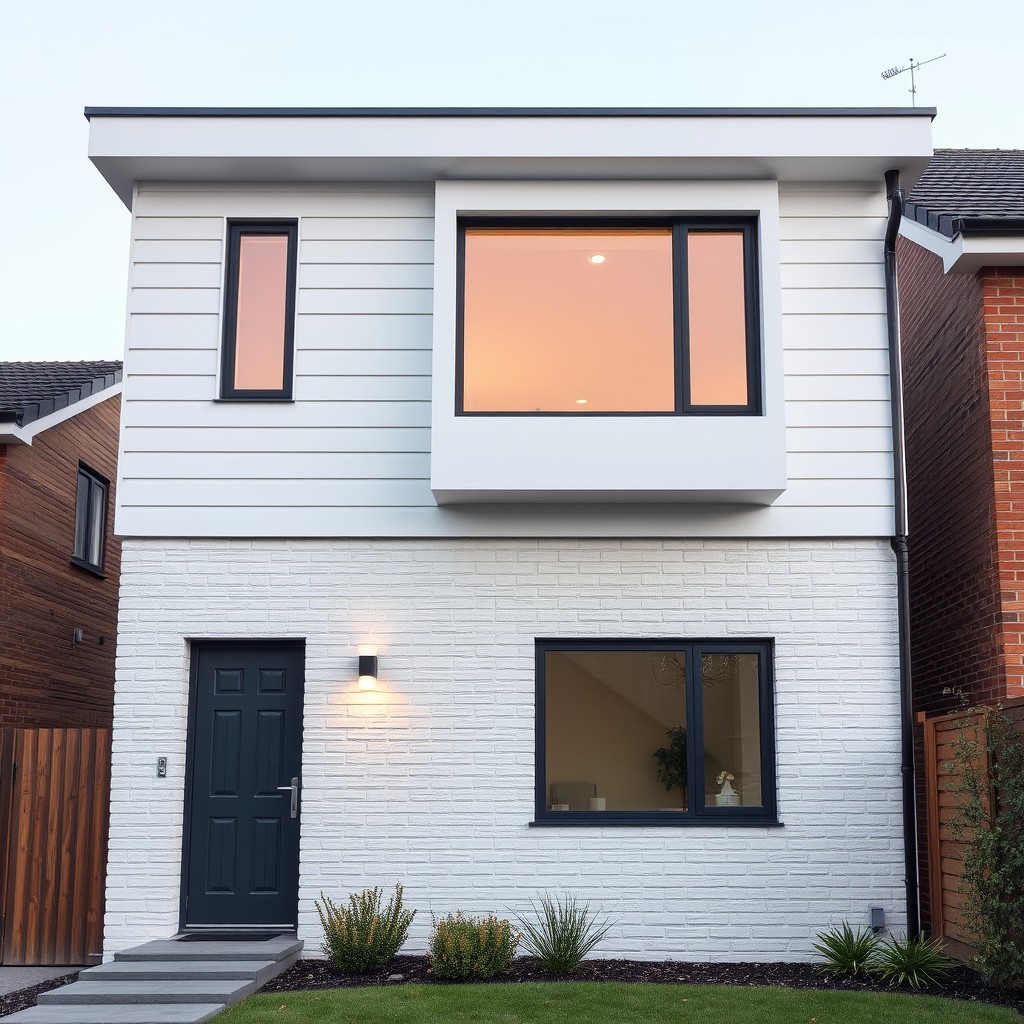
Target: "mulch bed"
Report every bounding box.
[262,956,1024,1015]
[0,973,78,1019]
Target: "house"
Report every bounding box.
[898,149,1024,946]
[85,106,934,961]
[0,360,122,965]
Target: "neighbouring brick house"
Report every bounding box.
[0,360,122,966]
[899,149,1024,941]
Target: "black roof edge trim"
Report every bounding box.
[83,105,938,120]
[954,216,1024,237]
[904,204,1024,240]
[13,369,123,428]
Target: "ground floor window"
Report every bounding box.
[535,639,777,825]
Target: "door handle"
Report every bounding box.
[276,777,299,818]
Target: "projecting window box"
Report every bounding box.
[431,181,788,505]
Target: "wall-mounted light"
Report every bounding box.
[357,653,379,691]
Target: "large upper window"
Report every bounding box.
[72,464,108,574]
[220,221,298,400]
[458,220,759,415]
[536,639,776,825]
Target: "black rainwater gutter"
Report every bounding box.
[884,168,920,939]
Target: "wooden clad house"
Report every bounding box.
[0,360,122,965]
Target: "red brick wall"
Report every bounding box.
[984,269,1024,704]
[0,395,121,728]
[899,239,1001,713]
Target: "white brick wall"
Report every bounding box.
[106,537,905,961]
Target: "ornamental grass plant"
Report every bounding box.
[811,923,881,980]
[514,894,613,976]
[872,934,953,989]
[316,884,415,973]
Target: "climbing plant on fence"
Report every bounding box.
[947,694,1024,989]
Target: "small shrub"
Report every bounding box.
[316,884,415,973]
[811,922,880,979]
[514,894,612,976]
[429,912,519,979]
[871,934,952,989]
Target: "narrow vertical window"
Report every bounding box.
[221,221,297,399]
[686,231,751,408]
[72,465,108,574]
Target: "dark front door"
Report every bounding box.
[184,643,303,928]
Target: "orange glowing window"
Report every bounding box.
[221,222,297,399]
[458,221,758,415]
[688,232,749,407]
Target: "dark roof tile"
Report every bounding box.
[0,361,123,427]
[906,149,1024,237]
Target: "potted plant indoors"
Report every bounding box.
[653,726,688,808]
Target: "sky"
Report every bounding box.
[1,0,1022,363]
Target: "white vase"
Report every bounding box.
[715,779,740,807]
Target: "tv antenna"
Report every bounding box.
[880,54,946,105]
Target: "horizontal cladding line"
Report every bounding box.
[124,477,432,483]
[118,503,436,509]
[299,261,434,266]
[125,450,432,455]
[298,312,430,317]
[122,397,433,403]
[297,287,434,292]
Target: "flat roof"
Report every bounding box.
[84,105,937,120]
[86,107,936,208]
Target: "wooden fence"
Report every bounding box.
[921,696,1024,962]
[0,728,111,965]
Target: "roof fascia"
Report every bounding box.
[86,111,935,209]
[0,382,122,446]
[84,105,937,119]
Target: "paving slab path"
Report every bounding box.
[2,935,301,1024]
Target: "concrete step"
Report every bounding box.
[82,959,277,982]
[115,936,300,963]
[0,1003,225,1024]
[38,979,257,1006]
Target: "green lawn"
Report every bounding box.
[221,981,1018,1024]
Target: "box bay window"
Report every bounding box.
[535,639,777,825]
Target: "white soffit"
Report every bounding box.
[87,112,935,208]
[900,217,1024,274]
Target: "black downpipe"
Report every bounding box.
[884,168,920,939]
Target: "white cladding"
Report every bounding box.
[116,180,895,538]
[105,537,904,960]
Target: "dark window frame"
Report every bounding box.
[533,637,778,827]
[220,220,298,401]
[71,463,108,576]
[456,217,762,417]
